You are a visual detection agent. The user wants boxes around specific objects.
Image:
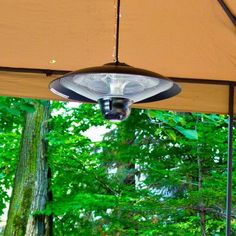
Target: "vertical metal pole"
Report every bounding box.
[226,83,234,236]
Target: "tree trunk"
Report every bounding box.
[195,115,206,236]
[197,154,206,236]
[4,102,51,236]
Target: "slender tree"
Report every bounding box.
[4,102,51,236]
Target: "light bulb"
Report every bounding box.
[60,73,173,103]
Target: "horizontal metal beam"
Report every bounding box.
[0,66,70,76]
[170,77,236,86]
[0,66,235,86]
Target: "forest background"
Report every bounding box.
[0,97,235,235]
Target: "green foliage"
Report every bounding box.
[47,104,235,235]
[1,97,236,235]
[0,132,20,216]
[0,97,25,217]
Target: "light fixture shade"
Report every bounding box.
[49,63,181,104]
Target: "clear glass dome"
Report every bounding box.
[60,73,173,103]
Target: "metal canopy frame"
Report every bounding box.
[0,0,235,235]
[218,0,236,26]
[226,83,234,236]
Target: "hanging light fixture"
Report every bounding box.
[49,0,181,121]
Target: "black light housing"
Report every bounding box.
[49,63,181,121]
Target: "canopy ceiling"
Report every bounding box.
[0,0,235,114]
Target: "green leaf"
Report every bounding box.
[165,129,177,141]
[20,104,35,113]
[6,108,21,116]
[175,126,198,140]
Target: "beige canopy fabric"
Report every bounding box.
[0,0,235,114]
